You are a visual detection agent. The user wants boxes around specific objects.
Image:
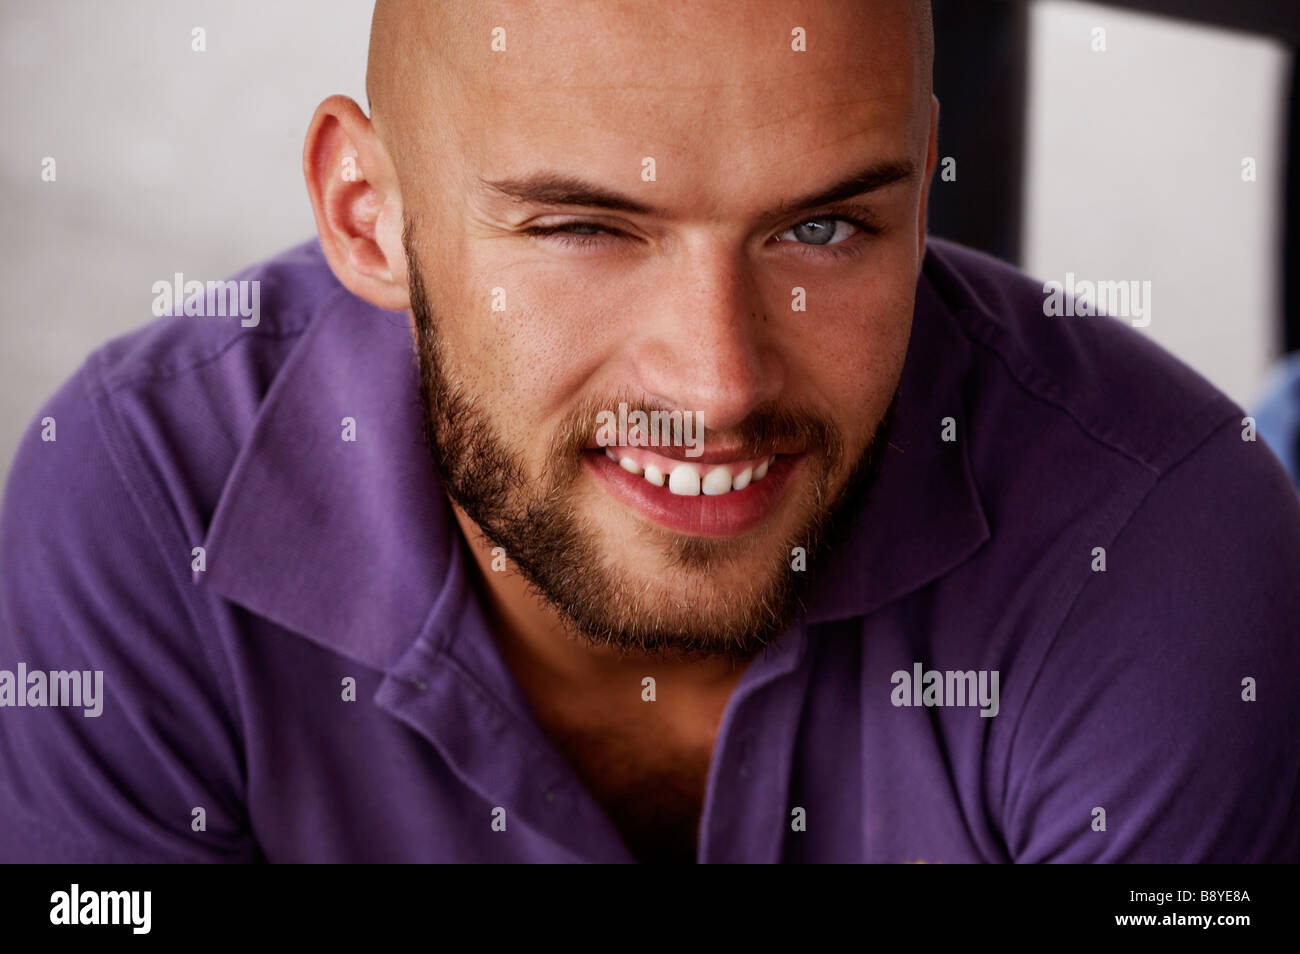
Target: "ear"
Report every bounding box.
[303,94,410,311]
[916,94,940,263]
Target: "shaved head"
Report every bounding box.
[366,1,477,148]
[366,0,934,188]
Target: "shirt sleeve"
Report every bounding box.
[1002,413,1300,862]
[0,362,259,862]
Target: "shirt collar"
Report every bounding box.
[199,240,989,667]
[199,282,459,672]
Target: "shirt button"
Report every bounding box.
[544,788,556,804]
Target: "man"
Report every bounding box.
[1,0,1297,863]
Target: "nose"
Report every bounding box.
[632,243,783,433]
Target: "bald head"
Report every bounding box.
[366,1,473,151]
[365,0,934,174]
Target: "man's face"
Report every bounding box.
[397,0,934,658]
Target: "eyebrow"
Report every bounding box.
[478,159,916,221]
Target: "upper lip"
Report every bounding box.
[585,444,803,464]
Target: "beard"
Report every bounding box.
[404,220,898,663]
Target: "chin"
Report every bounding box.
[599,533,792,613]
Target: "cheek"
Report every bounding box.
[448,263,634,452]
[776,256,915,419]
[501,269,631,377]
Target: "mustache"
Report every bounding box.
[548,390,845,465]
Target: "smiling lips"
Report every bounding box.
[584,443,802,537]
[603,446,775,496]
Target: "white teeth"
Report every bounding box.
[608,452,778,495]
[667,463,702,496]
[701,466,733,496]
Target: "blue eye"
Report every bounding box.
[776,217,859,246]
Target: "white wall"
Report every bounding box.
[1023,0,1290,408]
[0,0,371,478]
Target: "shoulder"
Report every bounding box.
[925,243,1300,863]
[918,241,1300,859]
[924,237,1239,474]
[0,237,350,652]
[920,239,1297,579]
[917,238,1288,588]
[3,239,345,529]
[92,237,341,426]
[0,241,345,861]
[1001,415,1300,861]
[0,236,350,645]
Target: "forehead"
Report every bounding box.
[440,0,924,216]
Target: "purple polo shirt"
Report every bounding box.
[2,238,1297,863]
